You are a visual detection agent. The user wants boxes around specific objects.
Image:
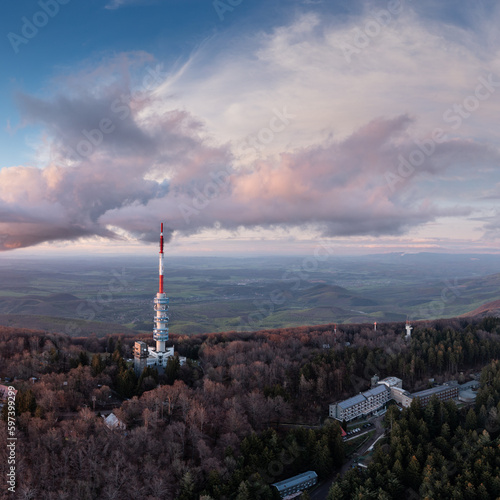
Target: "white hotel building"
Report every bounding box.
[329,384,391,421]
[330,376,467,421]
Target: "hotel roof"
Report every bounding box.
[412,385,458,399]
[336,384,389,410]
[391,387,411,395]
[338,393,366,409]
[363,385,388,398]
[459,380,480,390]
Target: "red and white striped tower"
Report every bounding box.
[159,223,164,293]
[153,223,169,352]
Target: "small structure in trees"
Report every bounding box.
[103,412,126,430]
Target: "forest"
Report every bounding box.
[1,316,500,499]
[329,359,500,499]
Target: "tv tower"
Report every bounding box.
[153,223,169,353]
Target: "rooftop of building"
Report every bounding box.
[147,346,174,357]
[378,377,402,387]
[335,384,388,410]
[459,389,477,402]
[272,471,318,491]
[391,386,412,396]
[338,393,366,410]
[362,385,388,398]
[104,413,125,430]
[412,384,459,399]
[459,380,480,390]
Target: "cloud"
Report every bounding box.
[3,66,493,251]
[3,7,500,251]
[159,115,490,238]
[156,7,500,154]
[1,56,231,250]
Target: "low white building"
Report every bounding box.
[390,386,413,407]
[411,383,459,407]
[134,341,177,374]
[330,384,390,421]
[330,374,478,420]
[377,377,413,407]
[104,413,126,430]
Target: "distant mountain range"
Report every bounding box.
[1,253,500,336]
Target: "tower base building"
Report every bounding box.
[133,340,176,374]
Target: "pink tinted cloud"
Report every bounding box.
[1,75,497,251]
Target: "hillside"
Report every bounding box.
[0,313,139,337]
[2,254,500,336]
[461,299,500,318]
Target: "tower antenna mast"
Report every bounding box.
[159,223,164,294]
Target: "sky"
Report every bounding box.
[2,0,500,256]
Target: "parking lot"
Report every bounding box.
[343,421,375,440]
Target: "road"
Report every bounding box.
[310,415,386,500]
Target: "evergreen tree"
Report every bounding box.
[91,354,105,376]
[165,356,180,384]
[235,481,251,500]
[465,408,477,431]
[178,471,196,500]
[327,482,344,500]
[117,368,137,398]
[78,350,89,366]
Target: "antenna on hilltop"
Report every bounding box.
[405,318,413,340]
